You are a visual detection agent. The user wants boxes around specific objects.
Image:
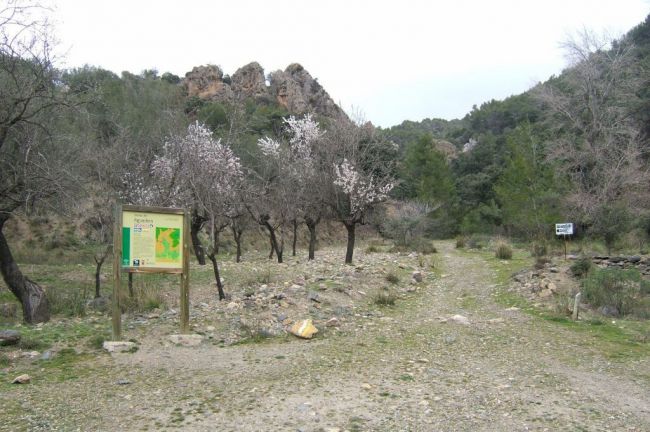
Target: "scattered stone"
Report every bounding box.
[307,291,321,303]
[87,296,109,312]
[547,282,558,293]
[549,267,559,273]
[289,319,319,339]
[103,341,136,353]
[448,314,470,325]
[412,271,423,283]
[326,317,340,327]
[22,351,40,359]
[488,318,505,324]
[116,379,131,385]
[0,329,20,346]
[169,334,203,347]
[539,289,553,298]
[598,305,619,317]
[361,383,372,390]
[12,374,30,384]
[40,350,54,361]
[505,307,520,312]
[226,301,240,310]
[629,256,642,263]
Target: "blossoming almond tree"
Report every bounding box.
[326,119,396,264]
[152,121,243,300]
[255,113,324,261]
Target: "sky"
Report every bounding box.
[51,0,649,127]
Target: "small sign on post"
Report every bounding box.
[555,222,574,260]
[112,204,190,340]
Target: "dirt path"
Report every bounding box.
[3,241,649,431]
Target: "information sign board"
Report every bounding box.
[121,208,184,272]
[555,223,574,236]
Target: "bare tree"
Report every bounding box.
[0,1,69,323]
[536,29,649,225]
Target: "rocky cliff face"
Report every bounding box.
[183,62,346,120]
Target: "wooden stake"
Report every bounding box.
[572,292,581,321]
[180,209,190,334]
[112,204,123,340]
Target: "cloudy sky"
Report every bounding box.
[52,0,649,127]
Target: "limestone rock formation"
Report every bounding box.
[269,63,344,119]
[182,62,346,121]
[231,62,268,100]
[184,65,233,100]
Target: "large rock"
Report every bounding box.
[0,330,20,346]
[289,319,319,339]
[12,374,31,384]
[103,341,136,353]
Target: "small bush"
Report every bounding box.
[365,245,381,253]
[495,242,513,260]
[570,257,592,278]
[534,256,551,269]
[417,241,437,255]
[455,237,466,249]
[48,285,86,317]
[88,334,107,350]
[581,268,644,316]
[18,337,47,351]
[385,272,400,285]
[531,242,548,257]
[121,281,167,313]
[467,236,486,250]
[374,289,397,306]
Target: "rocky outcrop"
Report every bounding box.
[184,65,233,100]
[231,62,267,100]
[183,62,346,120]
[269,63,344,119]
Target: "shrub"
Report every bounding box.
[374,288,397,306]
[534,256,551,269]
[385,272,400,285]
[495,242,513,260]
[531,242,548,257]
[48,285,86,317]
[570,257,592,278]
[365,244,381,253]
[581,268,644,316]
[455,237,466,249]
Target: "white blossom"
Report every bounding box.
[334,158,393,215]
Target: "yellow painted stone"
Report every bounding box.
[290,319,319,339]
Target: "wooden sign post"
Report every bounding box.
[555,223,574,260]
[112,204,190,340]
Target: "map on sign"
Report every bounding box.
[155,227,181,262]
[122,210,184,270]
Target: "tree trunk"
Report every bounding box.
[208,253,226,300]
[191,210,207,265]
[0,218,50,323]
[231,225,243,263]
[344,222,356,264]
[305,217,319,261]
[268,237,274,259]
[93,245,111,298]
[128,272,134,298]
[292,219,298,257]
[263,221,283,263]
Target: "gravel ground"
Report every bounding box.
[1,241,649,431]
